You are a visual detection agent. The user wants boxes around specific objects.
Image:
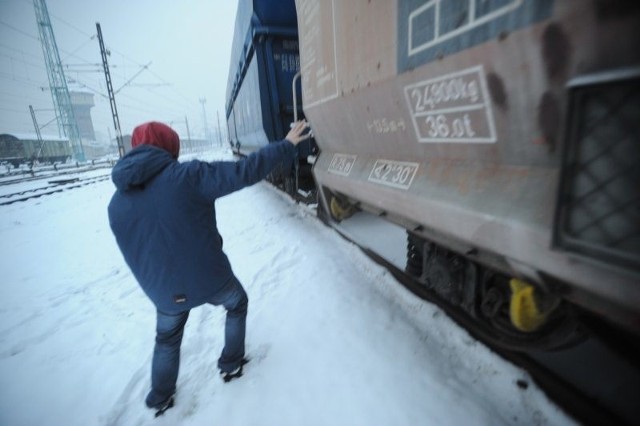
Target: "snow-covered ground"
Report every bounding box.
[0,149,576,426]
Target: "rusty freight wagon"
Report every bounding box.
[0,133,71,167]
[295,0,640,349]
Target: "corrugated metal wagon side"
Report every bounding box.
[296,0,640,344]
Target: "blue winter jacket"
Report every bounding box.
[108,140,295,313]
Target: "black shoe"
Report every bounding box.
[152,395,175,417]
[220,358,249,383]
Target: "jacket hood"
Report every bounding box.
[112,145,175,191]
[131,121,180,158]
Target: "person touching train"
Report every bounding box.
[107,120,310,414]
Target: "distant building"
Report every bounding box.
[69,91,96,141]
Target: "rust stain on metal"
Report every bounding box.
[486,72,508,110]
[537,92,560,152]
[541,23,571,81]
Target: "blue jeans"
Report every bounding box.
[145,276,248,408]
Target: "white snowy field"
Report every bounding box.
[0,150,577,426]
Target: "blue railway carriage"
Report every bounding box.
[225,0,317,197]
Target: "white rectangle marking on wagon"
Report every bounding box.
[408,0,523,56]
[328,153,357,176]
[404,65,497,143]
[298,0,340,109]
[368,160,419,190]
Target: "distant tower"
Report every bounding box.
[69,91,96,141]
[33,0,85,161]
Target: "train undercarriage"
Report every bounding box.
[404,231,587,351]
[317,187,640,425]
[319,188,640,354]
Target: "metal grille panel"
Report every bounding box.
[554,70,640,273]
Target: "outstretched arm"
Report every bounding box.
[191,121,312,199]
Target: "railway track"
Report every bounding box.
[0,160,114,186]
[0,174,111,206]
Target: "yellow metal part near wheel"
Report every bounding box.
[329,195,357,222]
[509,279,558,333]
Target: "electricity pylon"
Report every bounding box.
[33,0,85,162]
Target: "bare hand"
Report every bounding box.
[285,120,311,146]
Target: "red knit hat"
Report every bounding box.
[131,121,180,158]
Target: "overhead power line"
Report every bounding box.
[115,61,151,94]
[0,51,46,70]
[0,19,39,40]
[0,42,43,60]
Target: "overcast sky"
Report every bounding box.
[0,0,238,142]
